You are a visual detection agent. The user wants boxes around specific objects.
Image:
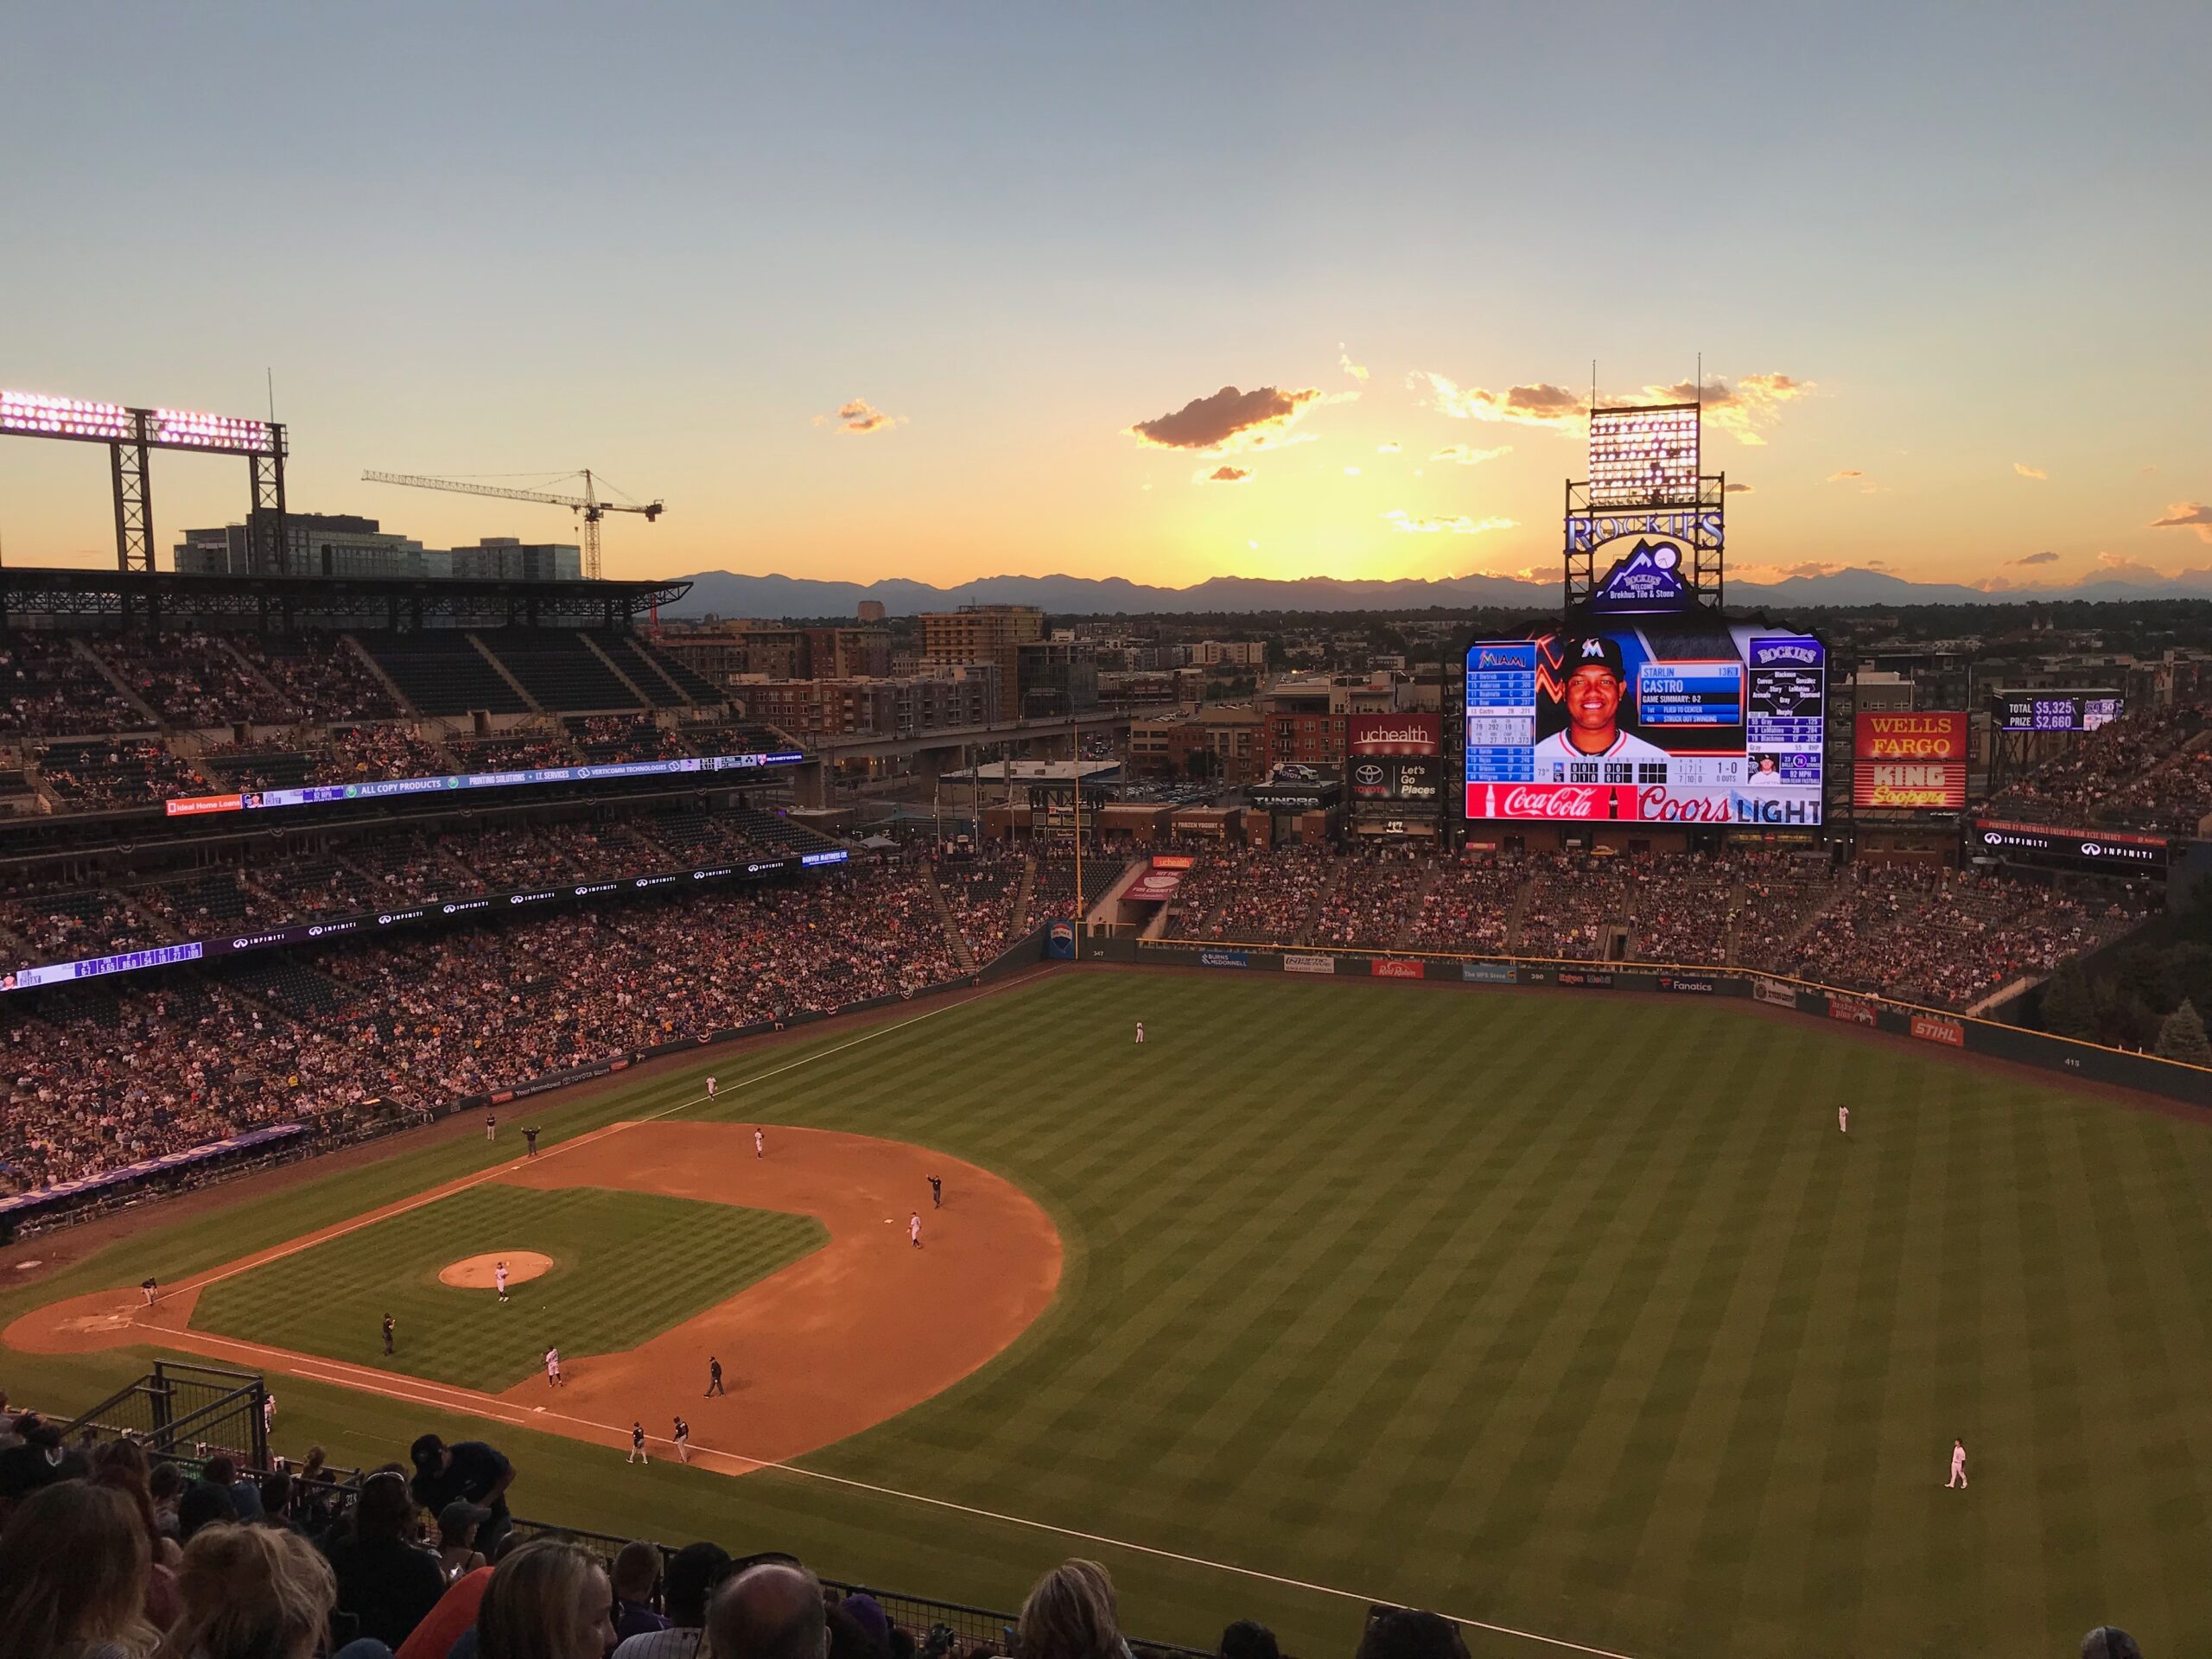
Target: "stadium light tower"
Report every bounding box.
[0,389,287,573]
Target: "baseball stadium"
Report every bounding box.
[1,392,2209,1659]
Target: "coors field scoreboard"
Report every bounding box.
[1465,626,1827,825]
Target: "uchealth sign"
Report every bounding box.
[1348,714,1440,756]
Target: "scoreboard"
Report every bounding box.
[1993,691,2124,733]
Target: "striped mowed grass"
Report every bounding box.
[6,970,2211,1659]
[190,1186,824,1391]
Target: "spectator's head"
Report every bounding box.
[88,1442,163,1546]
[1355,1608,1469,1659]
[2082,1630,2144,1659]
[203,1452,238,1488]
[355,1468,416,1541]
[149,1459,184,1510]
[1017,1560,1122,1659]
[257,1468,292,1520]
[663,1541,733,1628]
[477,1538,615,1659]
[829,1599,887,1659]
[613,1538,662,1604]
[0,1478,154,1659]
[177,1478,238,1542]
[410,1433,452,1478]
[440,1499,493,1550]
[165,1522,337,1659]
[1217,1620,1280,1659]
[300,1446,327,1479]
[708,1560,828,1659]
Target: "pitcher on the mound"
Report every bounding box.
[495,1261,510,1304]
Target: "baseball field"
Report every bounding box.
[5,968,2211,1659]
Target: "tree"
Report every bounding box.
[2038,957,2098,1040]
[2154,999,2212,1065]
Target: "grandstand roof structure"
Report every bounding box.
[0,567,690,630]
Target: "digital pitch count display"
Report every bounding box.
[1465,626,1826,823]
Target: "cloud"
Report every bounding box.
[817,397,903,435]
[1411,369,1808,444]
[2010,550,2061,566]
[1343,466,1361,476]
[1640,373,1810,446]
[2095,551,2171,582]
[2013,462,2048,480]
[1338,345,1370,383]
[1724,482,1754,494]
[1203,465,1249,485]
[1826,469,1864,482]
[1376,442,1401,454]
[2149,501,2212,543]
[1411,372,1586,432]
[1128,385,1335,454]
[1382,509,1517,536]
[1430,443,1512,467]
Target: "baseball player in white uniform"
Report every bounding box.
[544,1346,563,1388]
[1947,1440,1967,1488]
[706,1076,717,1098]
[1135,1020,1144,1045]
[495,1261,509,1303]
[1839,1105,1849,1135]
[753,1128,764,1159]
[1534,635,1670,776]
[909,1212,922,1249]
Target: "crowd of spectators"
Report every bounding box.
[448,734,580,772]
[0,1408,1353,1659]
[1515,855,1635,962]
[1305,849,1428,949]
[1164,846,1335,944]
[0,863,969,1198]
[935,850,1024,960]
[571,717,690,765]
[1989,704,2212,830]
[1404,858,1520,954]
[35,738,207,809]
[232,634,404,722]
[0,883,162,957]
[0,630,148,735]
[308,727,453,787]
[90,632,298,728]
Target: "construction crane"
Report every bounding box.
[361,469,663,580]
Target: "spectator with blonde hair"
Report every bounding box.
[1017,1560,1128,1659]
[156,1521,349,1659]
[475,1537,617,1659]
[0,1478,159,1659]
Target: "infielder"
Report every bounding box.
[753,1128,764,1159]
[545,1346,563,1388]
[485,1111,497,1143]
[141,1277,158,1306]
[628,1421,649,1465]
[909,1211,922,1249]
[1947,1440,1967,1489]
[673,1416,691,1465]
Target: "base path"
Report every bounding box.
[6,1123,1063,1471]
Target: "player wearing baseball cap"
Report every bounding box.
[1533,635,1670,772]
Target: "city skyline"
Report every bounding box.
[2,4,2206,595]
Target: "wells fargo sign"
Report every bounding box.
[1853,713,1967,809]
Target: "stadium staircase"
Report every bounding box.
[213,637,285,706]
[1723,874,1747,965]
[577,633,658,707]
[1389,862,1444,950]
[1503,880,1535,953]
[466,636,545,712]
[68,635,161,728]
[921,863,976,971]
[342,637,420,716]
[1009,855,1038,935]
[618,635,717,706]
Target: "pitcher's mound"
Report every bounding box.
[439,1251,553,1290]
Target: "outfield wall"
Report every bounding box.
[1094,938,2212,1108]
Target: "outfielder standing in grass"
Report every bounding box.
[382,1313,397,1355]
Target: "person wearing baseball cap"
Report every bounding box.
[1535,634,1669,771]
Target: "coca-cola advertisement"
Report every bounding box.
[1464,625,1827,824]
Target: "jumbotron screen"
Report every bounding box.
[1465,626,1826,824]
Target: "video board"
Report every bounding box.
[1465,626,1825,824]
[1853,712,1968,809]
[1993,691,2123,733]
[1348,714,1442,803]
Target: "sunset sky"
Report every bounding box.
[3,4,2207,593]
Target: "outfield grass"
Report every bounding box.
[6,971,2212,1659]
[189,1186,823,1390]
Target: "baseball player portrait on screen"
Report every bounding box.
[1534,635,1669,780]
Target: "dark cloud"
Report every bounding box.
[1128,385,1324,452]
[1724,482,1754,494]
[2010,550,2060,566]
[2150,501,2212,542]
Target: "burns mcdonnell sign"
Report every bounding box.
[1853,713,1967,809]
